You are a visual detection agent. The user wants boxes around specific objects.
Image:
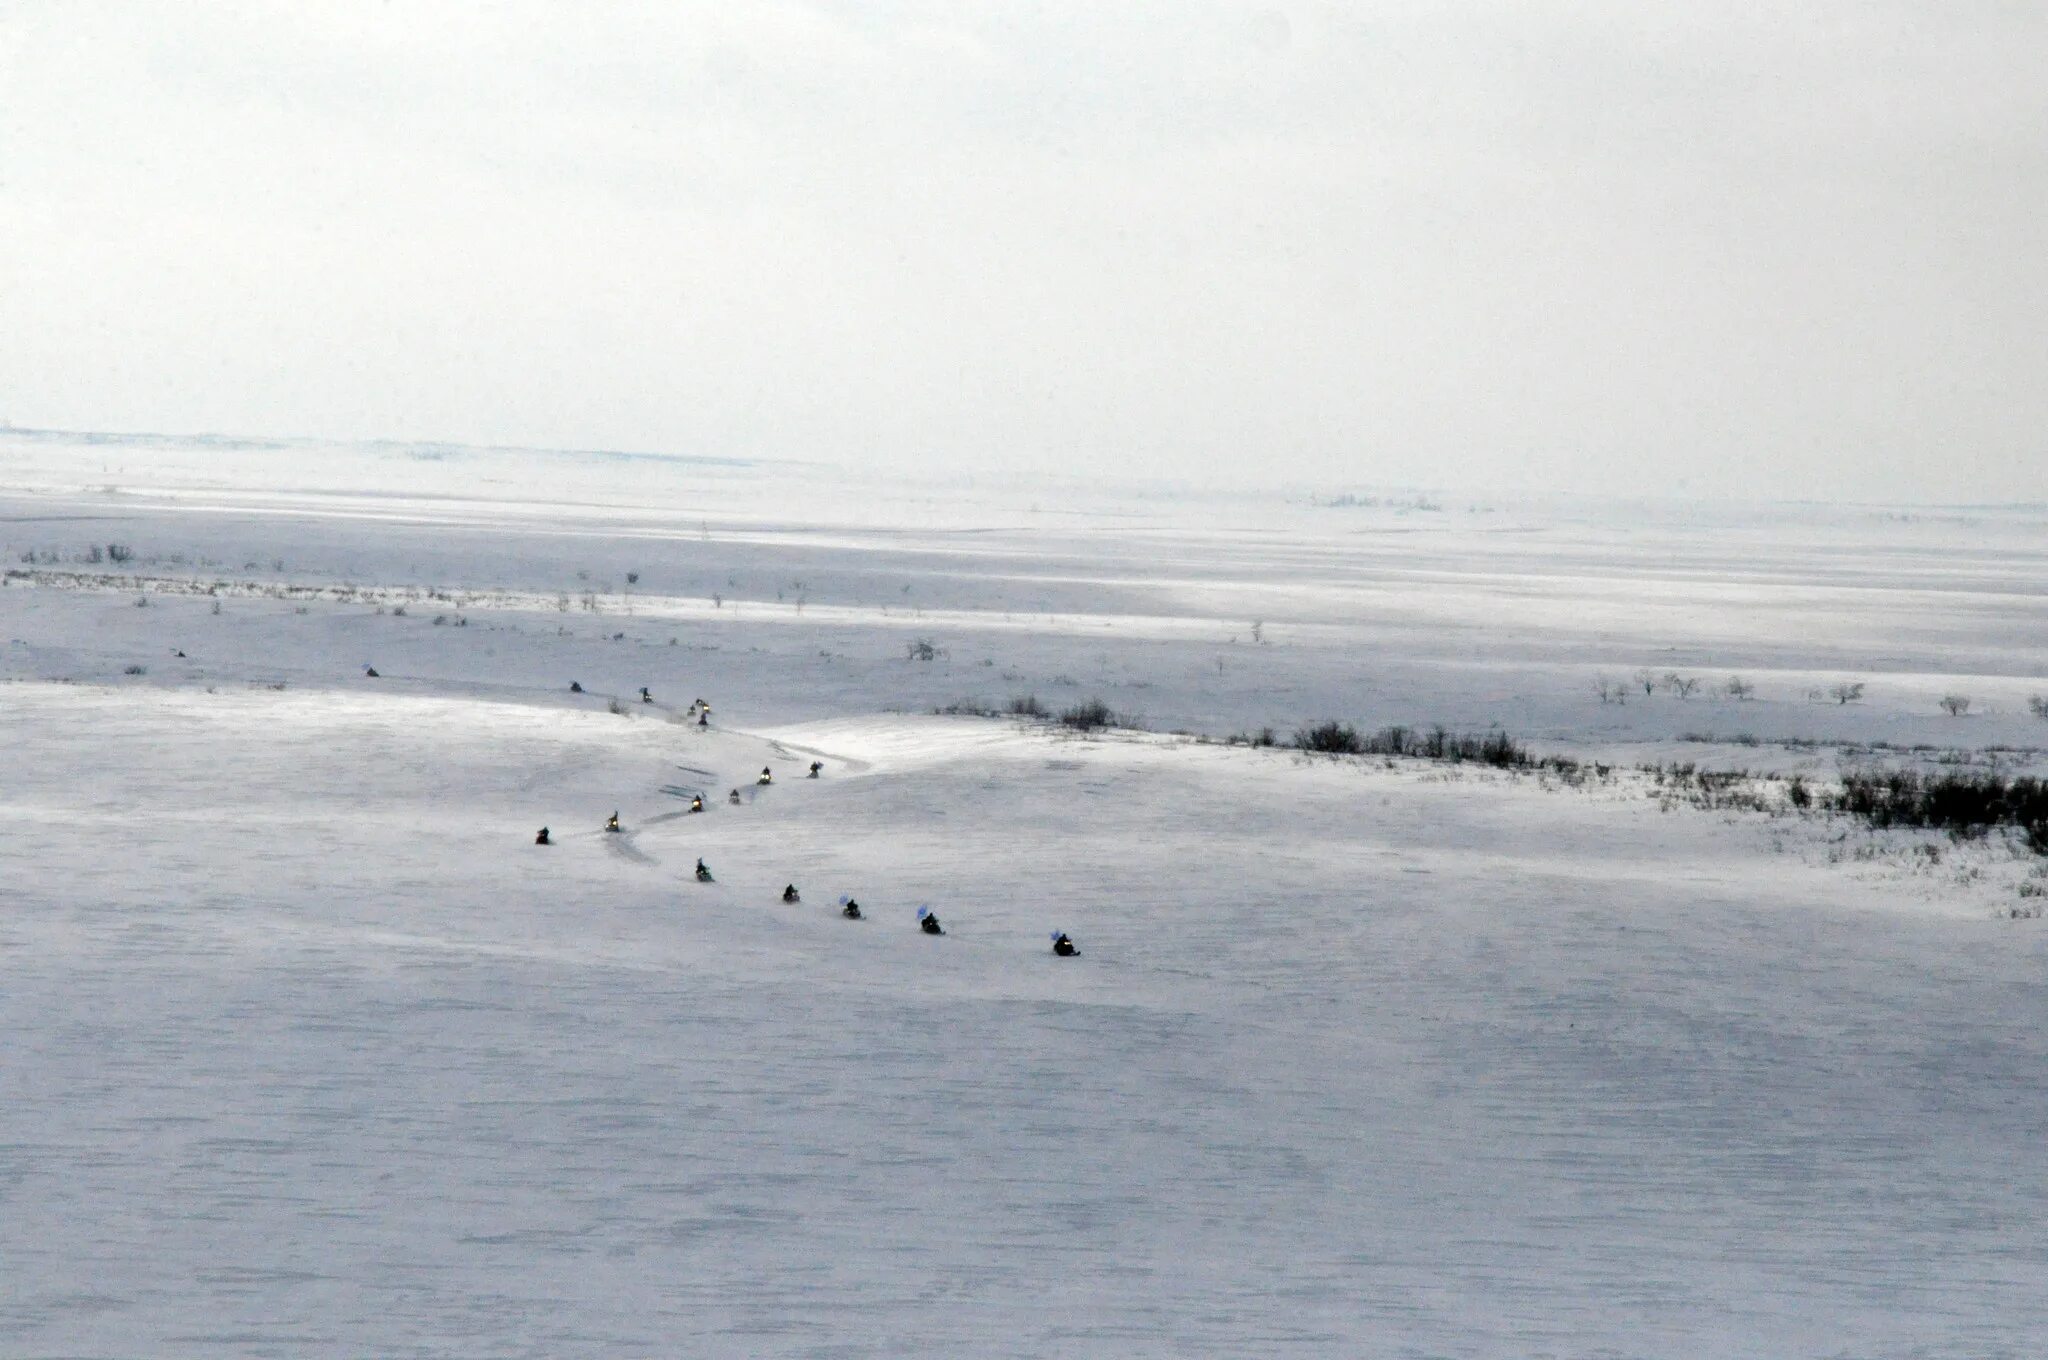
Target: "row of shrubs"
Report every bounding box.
[929,700,2048,858]
[1832,769,2048,852]
[1290,720,1531,767]
[933,694,1118,729]
[19,542,134,565]
[939,703,1543,761]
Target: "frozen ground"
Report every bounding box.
[4,431,2048,1357]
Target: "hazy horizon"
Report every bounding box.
[5,3,2045,502]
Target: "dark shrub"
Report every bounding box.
[1291,722,1531,766]
[1058,699,1116,730]
[1831,768,2048,851]
[1476,731,1524,767]
[1294,721,1363,754]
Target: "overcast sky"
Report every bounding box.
[4,2,2044,500]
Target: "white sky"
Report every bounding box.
[3,2,2045,500]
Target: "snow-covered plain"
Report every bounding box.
[5,431,2048,1357]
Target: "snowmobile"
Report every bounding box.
[728,788,742,805]
[757,766,773,786]
[839,895,863,920]
[782,884,800,904]
[695,858,714,883]
[808,761,823,778]
[1051,932,1078,957]
[535,826,551,846]
[570,681,583,693]
[689,795,704,813]
[698,711,709,728]
[640,687,652,703]
[605,811,621,833]
[918,906,944,936]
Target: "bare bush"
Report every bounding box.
[1829,681,1866,705]
[1666,673,1701,699]
[1293,720,1363,754]
[106,543,133,563]
[123,664,146,675]
[1058,698,1117,730]
[1940,694,1972,717]
[906,637,940,662]
[1724,676,1755,700]
[1593,677,1626,705]
[1634,668,1659,697]
[2030,695,2048,720]
[1007,694,1047,717]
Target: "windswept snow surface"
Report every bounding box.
[5,434,2048,1356]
